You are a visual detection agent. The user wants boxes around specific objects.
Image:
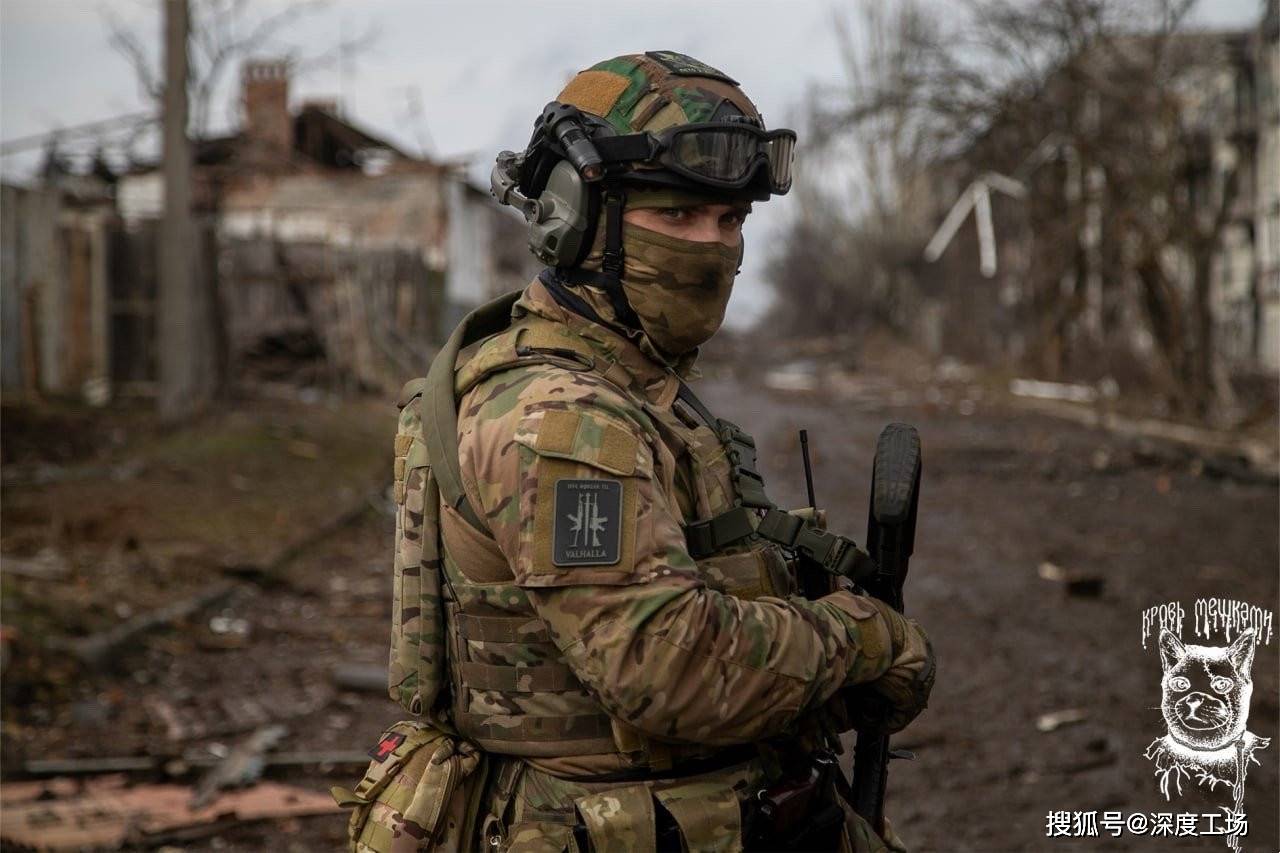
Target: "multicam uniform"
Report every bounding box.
[339,49,934,853]
[432,277,930,850]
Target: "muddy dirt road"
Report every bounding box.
[702,370,1278,853]
[2,363,1276,851]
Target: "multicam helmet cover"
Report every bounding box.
[557,50,760,134]
[552,51,792,199]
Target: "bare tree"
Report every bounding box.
[104,0,376,138]
[768,1,939,341]
[776,0,1252,419]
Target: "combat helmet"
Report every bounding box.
[490,51,796,325]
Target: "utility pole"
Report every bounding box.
[159,0,206,420]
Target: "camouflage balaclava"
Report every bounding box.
[554,52,765,358]
[573,187,744,358]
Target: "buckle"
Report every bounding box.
[756,509,802,546]
[794,526,839,567]
[685,521,716,559]
[684,507,756,559]
[833,543,878,585]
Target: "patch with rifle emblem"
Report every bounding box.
[552,479,622,566]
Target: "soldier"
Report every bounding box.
[362,51,935,853]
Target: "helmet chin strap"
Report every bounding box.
[560,180,640,330]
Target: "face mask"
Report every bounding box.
[619,223,741,356]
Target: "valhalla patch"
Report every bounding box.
[553,479,622,566]
[644,50,738,85]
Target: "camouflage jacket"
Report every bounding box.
[450,276,924,781]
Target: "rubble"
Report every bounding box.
[1037,561,1106,598]
[22,750,371,778]
[331,662,388,693]
[0,779,338,851]
[52,583,236,669]
[192,725,288,808]
[1009,378,1100,404]
[1035,708,1089,733]
[1,547,71,580]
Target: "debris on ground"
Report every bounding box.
[1036,561,1105,598]
[1010,378,1100,404]
[52,583,236,669]
[331,663,388,693]
[192,724,289,808]
[1035,708,1090,733]
[0,779,338,851]
[1,547,71,580]
[1008,393,1279,482]
[23,750,372,778]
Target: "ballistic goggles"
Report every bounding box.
[541,103,797,196]
[647,122,796,195]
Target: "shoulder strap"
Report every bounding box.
[425,292,524,531]
[673,377,878,584]
[424,292,627,536]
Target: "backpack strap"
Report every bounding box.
[424,292,623,537]
[425,292,524,532]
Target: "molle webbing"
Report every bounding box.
[453,713,616,757]
[684,502,875,584]
[458,661,582,693]
[426,290,875,765]
[426,293,645,758]
[454,614,551,644]
[451,606,616,757]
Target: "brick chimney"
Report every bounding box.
[241,60,291,153]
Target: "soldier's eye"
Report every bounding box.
[659,208,689,222]
[1168,676,1191,692]
[1211,677,1233,694]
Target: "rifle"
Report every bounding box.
[850,423,922,835]
[749,424,922,849]
[747,422,921,845]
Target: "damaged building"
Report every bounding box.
[905,3,1280,395]
[1,59,535,400]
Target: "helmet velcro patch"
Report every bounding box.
[557,70,633,119]
[644,50,738,85]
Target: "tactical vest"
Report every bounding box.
[388,291,874,770]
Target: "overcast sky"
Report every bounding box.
[0,0,1265,325]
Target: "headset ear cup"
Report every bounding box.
[527,161,593,268]
[569,181,602,269]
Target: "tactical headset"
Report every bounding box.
[490,103,622,270]
[491,101,794,269]
[490,100,793,331]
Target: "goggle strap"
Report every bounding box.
[593,134,655,164]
